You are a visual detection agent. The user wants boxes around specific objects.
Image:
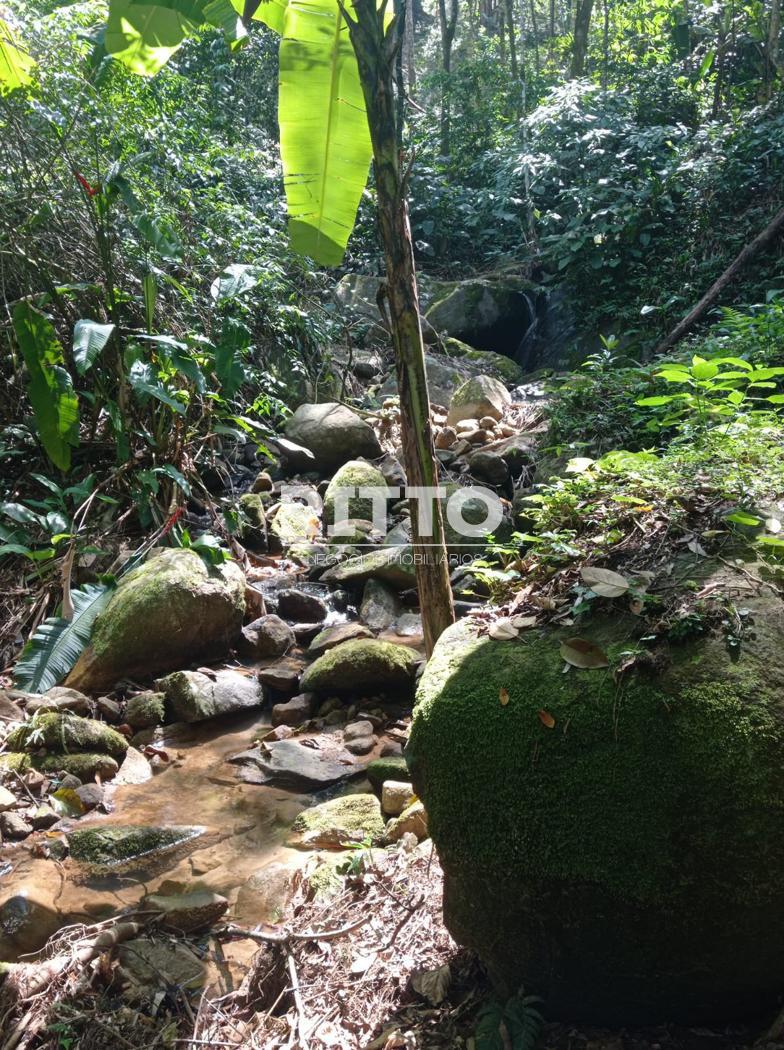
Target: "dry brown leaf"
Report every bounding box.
[538,709,556,729]
[499,687,510,706]
[560,638,610,669]
[489,618,519,640]
[580,566,629,598]
[510,614,537,629]
[411,963,451,1005]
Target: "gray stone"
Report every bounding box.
[157,669,263,723]
[258,660,302,693]
[75,783,105,810]
[229,739,361,790]
[125,691,165,729]
[118,938,204,995]
[269,502,321,549]
[322,546,416,590]
[277,588,328,622]
[240,614,295,658]
[145,890,228,933]
[284,403,382,472]
[0,786,17,811]
[447,375,511,427]
[288,793,385,849]
[271,693,315,727]
[309,622,374,657]
[300,639,417,694]
[467,449,510,486]
[345,734,375,755]
[385,801,428,843]
[323,460,389,527]
[236,860,300,924]
[382,780,415,816]
[68,825,205,868]
[360,579,404,631]
[345,719,375,741]
[0,812,32,839]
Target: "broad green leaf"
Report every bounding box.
[128,359,186,414]
[134,213,182,260]
[14,583,115,692]
[691,356,718,380]
[725,511,761,527]
[265,0,373,266]
[711,357,753,370]
[210,262,262,301]
[766,394,784,404]
[12,303,79,472]
[230,0,287,37]
[105,0,204,75]
[635,395,676,406]
[204,0,248,47]
[0,14,35,94]
[73,319,116,374]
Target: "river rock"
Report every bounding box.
[6,712,128,757]
[269,501,321,548]
[240,614,295,658]
[157,669,263,723]
[382,780,415,816]
[323,459,389,528]
[145,890,228,933]
[300,639,417,695]
[288,793,385,849]
[68,548,245,692]
[360,579,403,630]
[37,753,120,781]
[236,860,300,924]
[0,786,16,811]
[229,739,360,790]
[367,754,409,791]
[26,686,92,715]
[239,492,268,551]
[276,588,328,623]
[284,403,382,472]
[125,691,165,729]
[308,622,373,656]
[0,691,24,722]
[118,938,204,996]
[271,692,315,727]
[0,812,31,839]
[447,375,511,427]
[114,746,153,785]
[408,580,784,1024]
[258,659,302,693]
[425,277,533,358]
[467,449,510,486]
[322,546,416,590]
[68,825,204,868]
[385,800,428,843]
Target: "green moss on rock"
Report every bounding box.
[34,753,120,781]
[7,712,128,758]
[0,752,30,773]
[408,610,784,1023]
[289,793,385,847]
[300,639,417,694]
[68,825,203,868]
[323,460,388,527]
[125,691,165,730]
[366,755,409,792]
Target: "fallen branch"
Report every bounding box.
[221,915,369,946]
[654,203,784,355]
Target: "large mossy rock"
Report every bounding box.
[425,276,534,359]
[68,548,245,692]
[301,639,417,695]
[408,581,784,1025]
[7,712,128,757]
[323,459,389,527]
[284,403,382,473]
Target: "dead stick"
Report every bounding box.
[286,950,309,1050]
[221,915,368,944]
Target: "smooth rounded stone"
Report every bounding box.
[380,353,465,409]
[235,860,301,924]
[114,746,153,786]
[292,622,323,644]
[96,696,122,722]
[323,460,389,527]
[284,402,382,472]
[487,433,535,473]
[118,938,204,996]
[322,546,416,591]
[360,579,403,631]
[271,693,315,727]
[68,825,205,869]
[240,614,295,659]
[467,449,510,486]
[0,690,25,722]
[26,686,92,715]
[156,668,263,723]
[288,793,385,849]
[67,548,245,692]
[239,492,269,551]
[270,502,321,548]
[380,740,403,758]
[327,519,382,545]
[229,739,361,790]
[382,780,415,816]
[276,588,328,623]
[125,691,165,729]
[6,712,128,758]
[0,812,32,839]
[258,660,302,693]
[345,719,375,741]
[145,890,228,933]
[385,800,428,843]
[345,734,375,755]
[408,583,784,1025]
[393,613,423,638]
[317,697,343,717]
[436,426,457,450]
[353,357,380,380]
[30,804,59,830]
[309,622,374,657]
[252,470,274,493]
[0,785,17,811]
[447,375,511,427]
[366,754,408,791]
[377,454,406,489]
[323,709,347,726]
[300,639,417,695]
[35,753,119,781]
[75,783,105,811]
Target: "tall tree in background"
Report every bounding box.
[763,0,782,102]
[437,0,459,156]
[570,0,594,76]
[345,0,455,653]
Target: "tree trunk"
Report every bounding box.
[505,0,519,79]
[654,204,784,355]
[529,0,540,70]
[570,0,594,77]
[763,0,782,102]
[404,0,416,93]
[343,0,455,655]
[437,0,459,156]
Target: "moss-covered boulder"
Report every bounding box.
[284,402,382,472]
[35,753,119,781]
[366,754,409,792]
[408,592,784,1025]
[68,825,204,868]
[442,338,524,386]
[7,712,128,757]
[125,692,165,730]
[425,276,534,360]
[321,546,416,590]
[67,548,245,692]
[446,374,511,427]
[323,460,388,528]
[270,501,321,550]
[288,793,385,849]
[239,492,270,551]
[300,639,417,695]
[0,752,30,773]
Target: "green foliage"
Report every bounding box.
[13,582,115,693]
[475,991,544,1050]
[0,13,34,93]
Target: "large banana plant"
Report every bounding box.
[104,0,373,266]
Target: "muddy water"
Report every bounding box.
[0,709,310,965]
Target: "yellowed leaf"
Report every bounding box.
[499,686,510,706]
[560,637,610,669]
[538,709,556,729]
[580,566,629,598]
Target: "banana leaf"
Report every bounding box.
[0,15,35,94]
